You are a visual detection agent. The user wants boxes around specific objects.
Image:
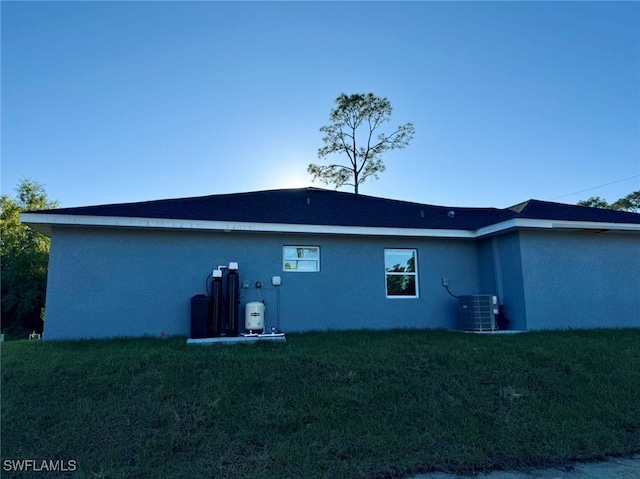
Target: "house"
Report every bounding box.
[21,187,640,340]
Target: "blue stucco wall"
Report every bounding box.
[490,233,528,331]
[477,239,497,296]
[519,231,640,330]
[43,227,482,340]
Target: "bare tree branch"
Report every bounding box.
[309,93,415,194]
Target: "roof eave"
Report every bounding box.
[20,213,640,240]
[19,213,477,239]
[475,218,640,238]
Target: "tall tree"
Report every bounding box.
[577,190,639,213]
[308,93,415,194]
[611,190,640,213]
[1,179,58,335]
[577,196,611,209]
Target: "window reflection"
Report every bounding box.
[384,249,418,297]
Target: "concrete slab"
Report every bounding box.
[186,334,286,345]
[462,330,527,334]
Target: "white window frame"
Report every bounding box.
[283,246,320,272]
[384,248,419,298]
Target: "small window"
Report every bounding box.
[384,249,418,297]
[283,246,320,272]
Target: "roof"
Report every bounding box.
[509,199,640,224]
[21,187,640,238]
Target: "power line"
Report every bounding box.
[551,175,640,200]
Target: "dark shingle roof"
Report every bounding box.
[29,187,640,231]
[509,199,640,224]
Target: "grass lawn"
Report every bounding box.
[2,329,640,479]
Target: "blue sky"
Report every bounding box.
[2,1,639,209]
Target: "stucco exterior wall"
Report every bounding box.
[490,232,528,331]
[519,231,640,330]
[44,227,482,340]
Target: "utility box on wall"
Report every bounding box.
[459,295,498,332]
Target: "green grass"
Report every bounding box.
[2,329,640,479]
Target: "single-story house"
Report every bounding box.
[21,187,640,340]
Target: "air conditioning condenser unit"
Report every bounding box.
[459,295,498,332]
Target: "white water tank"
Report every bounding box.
[245,302,265,332]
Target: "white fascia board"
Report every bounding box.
[20,213,640,239]
[549,220,640,232]
[475,218,552,237]
[19,213,475,239]
[475,218,640,238]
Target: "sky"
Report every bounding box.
[2,1,639,209]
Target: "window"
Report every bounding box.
[384,249,418,297]
[283,246,320,272]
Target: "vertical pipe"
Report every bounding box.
[227,263,240,337]
[210,272,223,337]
